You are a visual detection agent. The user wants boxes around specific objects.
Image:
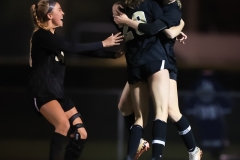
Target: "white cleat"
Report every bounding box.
[134,139,150,160]
[189,147,203,160]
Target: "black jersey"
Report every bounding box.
[136,1,181,66]
[123,0,168,68]
[159,1,181,60]
[28,28,111,99]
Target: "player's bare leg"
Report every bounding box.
[40,100,69,160]
[119,82,150,159]
[124,82,149,160]
[148,69,169,160]
[168,79,202,160]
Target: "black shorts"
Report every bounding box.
[31,93,75,112]
[169,69,177,81]
[127,60,168,84]
[127,60,178,84]
[168,55,178,80]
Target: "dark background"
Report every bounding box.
[0,0,240,160]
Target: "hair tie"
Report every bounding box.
[47,0,56,13]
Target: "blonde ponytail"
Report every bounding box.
[30,0,53,67]
[30,0,52,32]
[30,4,40,32]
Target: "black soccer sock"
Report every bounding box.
[49,132,67,160]
[124,113,135,133]
[174,115,196,152]
[152,119,167,160]
[64,138,86,160]
[126,125,143,159]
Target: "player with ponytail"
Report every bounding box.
[29,1,123,159]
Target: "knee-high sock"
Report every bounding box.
[126,125,143,159]
[152,120,167,160]
[174,115,196,152]
[124,113,135,134]
[64,138,86,160]
[49,132,67,160]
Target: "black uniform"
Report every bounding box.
[29,28,115,112]
[122,0,172,84]
[160,1,181,80]
[137,1,181,80]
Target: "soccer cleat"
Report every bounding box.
[134,139,150,160]
[189,147,203,160]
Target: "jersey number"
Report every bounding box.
[123,11,147,42]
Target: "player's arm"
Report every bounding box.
[114,14,139,30]
[163,19,185,39]
[55,32,123,54]
[161,6,184,39]
[79,49,124,59]
[114,14,170,35]
[112,1,172,35]
[137,2,173,35]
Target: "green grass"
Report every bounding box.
[1,139,239,160]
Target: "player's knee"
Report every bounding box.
[68,113,87,139]
[77,129,87,139]
[65,120,87,158]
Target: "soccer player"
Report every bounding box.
[113,0,202,160]
[113,0,175,159]
[29,0,123,159]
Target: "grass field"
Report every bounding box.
[1,139,239,160]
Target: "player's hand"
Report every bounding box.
[102,32,123,47]
[115,49,125,58]
[176,32,187,44]
[112,2,124,16]
[113,14,129,25]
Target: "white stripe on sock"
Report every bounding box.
[152,140,165,146]
[178,126,191,135]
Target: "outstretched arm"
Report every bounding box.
[80,49,124,59]
[55,32,123,54]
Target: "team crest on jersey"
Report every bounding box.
[55,51,65,64]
